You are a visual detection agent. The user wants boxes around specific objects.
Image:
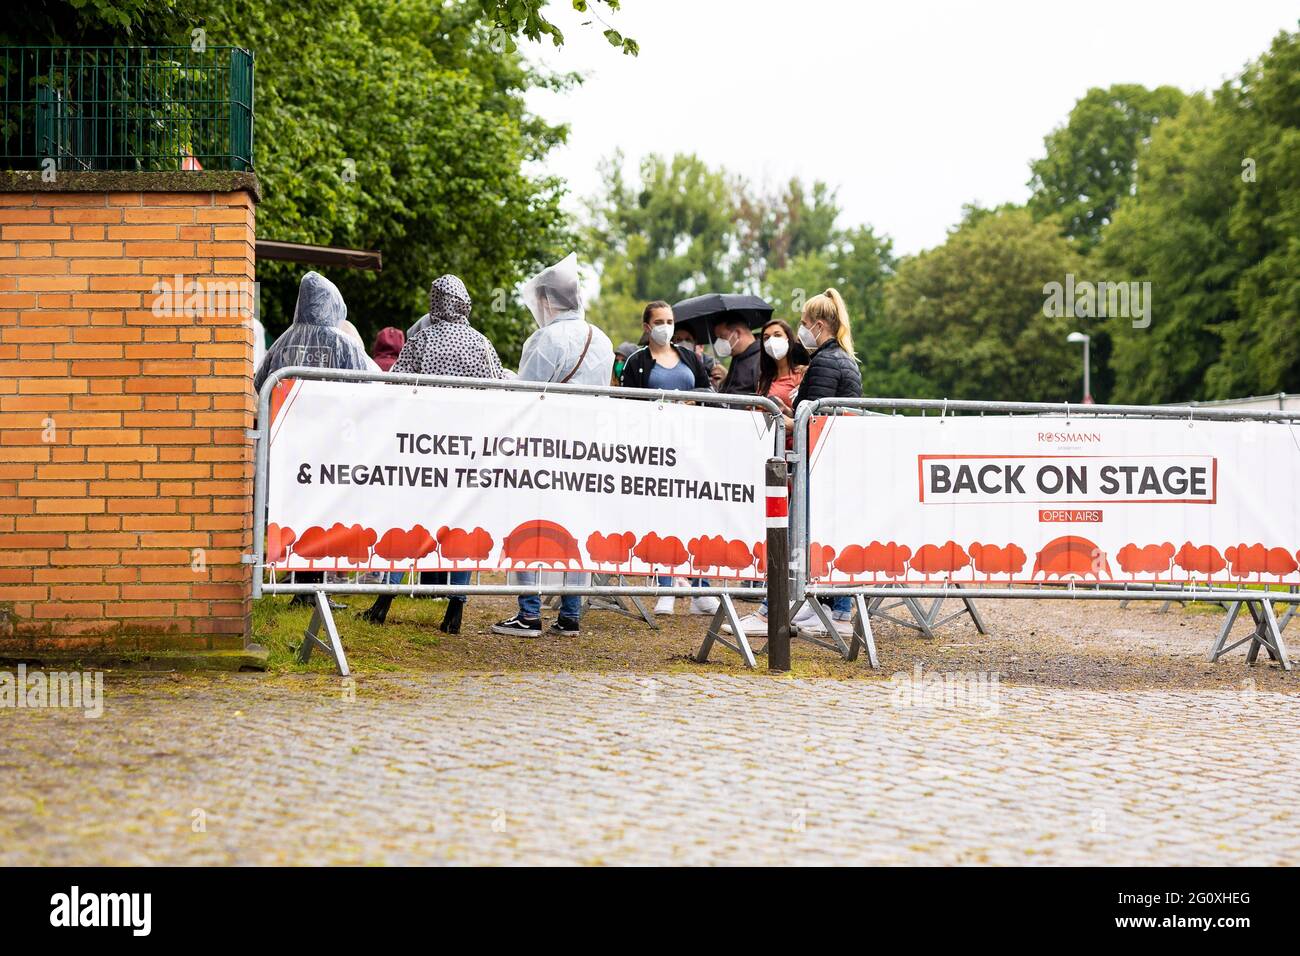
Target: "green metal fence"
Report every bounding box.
[0,45,254,172]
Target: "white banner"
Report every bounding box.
[265,379,773,579]
[806,414,1300,586]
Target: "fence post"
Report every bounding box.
[765,457,791,672]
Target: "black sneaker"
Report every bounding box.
[550,616,580,637]
[491,615,543,638]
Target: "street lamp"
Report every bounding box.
[1067,331,1093,404]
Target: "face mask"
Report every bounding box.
[614,360,625,377]
[649,323,673,346]
[713,333,733,359]
[763,337,789,361]
[798,323,819,350]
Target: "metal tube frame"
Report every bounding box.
[790,396,1300,669]
[251,366,784,600]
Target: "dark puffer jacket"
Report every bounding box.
[791,340,861,411]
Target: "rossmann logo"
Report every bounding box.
[49,886,151,936]
[1037,431,1102,443]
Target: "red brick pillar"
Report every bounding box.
[0,171,265,668]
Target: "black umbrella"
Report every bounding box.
[670,293,773,344]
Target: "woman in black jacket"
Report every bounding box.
[618,301,712,391]
[790,287,862,412]
[790,287,861,638]
[619,301,716,617]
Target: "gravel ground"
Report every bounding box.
[258,589,1297,692]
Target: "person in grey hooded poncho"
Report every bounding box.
[360,275,503,632]
[254,272,368,608]
[253,271,370,394]
[391,275,504,379]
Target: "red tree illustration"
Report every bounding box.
[1115,542,1175,578]
[295,523,377,567]
[586,531,636,569]
[437,526,494,567]
[910,541,970,581]
[1174,543,1226,578]
[687,535,729,574]
[266,523,296,563]
[1033,535,1110,580]
[752,541,767,574]
[1226,543,1298,581]
[807,542,836,580]
[375,525,437,568]
[633,532,688,571]
[861,541,912,580]
[968,542,1027,580]
[722,539,753,574]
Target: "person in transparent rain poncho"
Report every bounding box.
[253,271,373,392]
[491,254,614,639]
[254,271,374,607]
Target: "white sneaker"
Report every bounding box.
[830,617,855,639]
[791,602,821,628]
[720,611,767,635]
[654,596,675,615]
[689,595,721,615]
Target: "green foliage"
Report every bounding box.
[584,152,738,344]
[885,207,1087,402]
[472,1,638,56]
[0,0,202,45]
[1100,29,1299,403]
[191,0,575,361]
[1028,84,1185,251]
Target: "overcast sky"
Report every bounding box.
[525,0,1297,257]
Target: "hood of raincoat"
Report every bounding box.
[253,271,372,393]
[293,271,347,327]
[520,253,584,329]
[430,275,472,324]
[372,327,405,371]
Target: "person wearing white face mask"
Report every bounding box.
[618,301,711,391]
[789,287,862,640]
[709,317,761,394]
[755,318,810,416]
[618,301,717,617]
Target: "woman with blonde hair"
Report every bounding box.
[791,288,861,639]
[790,288,861,412]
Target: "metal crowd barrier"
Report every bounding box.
[790,397,1300,671]
[250,366,785,673]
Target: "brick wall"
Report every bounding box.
[0,173,261,659]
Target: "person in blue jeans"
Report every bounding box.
[491,254,615,639]
[618,301,719,617]
[358,273,504,631]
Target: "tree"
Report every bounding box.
[584,152,737,344]
[1028,84,1185,251]
[472,0,638,56]
[1100,29,1299,403]
[884,207,1087,402]
[193,0,575,361]
[733,178,840,291]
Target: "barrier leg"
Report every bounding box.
[1206,601,1242,662]
[955,583,988,635]
[579,574,658,630]
[1260,598,1291,670]
[846,594,879,668]
[693,594,756,669]
[296,590,350,677]
[904,597,937,639]
[800,597,850,657]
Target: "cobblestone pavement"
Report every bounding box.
[2,671,1297,865]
